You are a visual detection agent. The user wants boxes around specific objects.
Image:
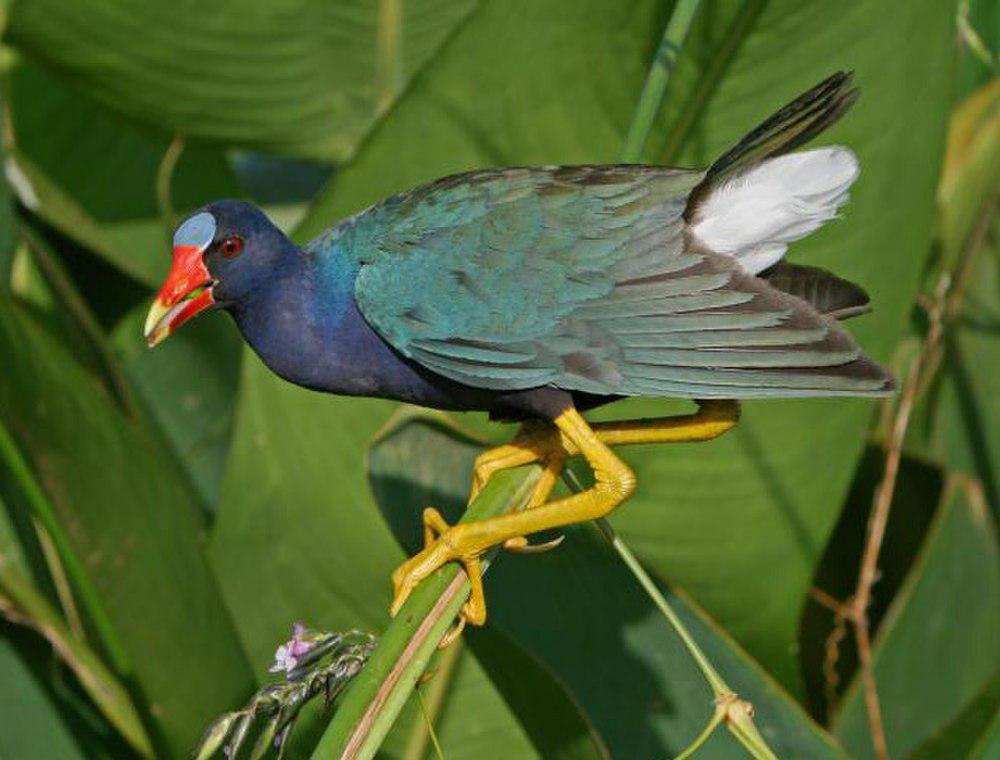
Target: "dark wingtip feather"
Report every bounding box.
[702,71,860,186]
[843,352,897,396]
[761,262,872,321]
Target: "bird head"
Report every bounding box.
[144,200,291,347]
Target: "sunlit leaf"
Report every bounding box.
[7,0,478,161]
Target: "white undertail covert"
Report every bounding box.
[690,146,860,274]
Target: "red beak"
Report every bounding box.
[144,245,218,352]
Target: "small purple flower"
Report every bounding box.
[269,623,315,674]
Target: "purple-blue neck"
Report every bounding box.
[225,238,492,410]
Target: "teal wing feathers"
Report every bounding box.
[341,165,892,399]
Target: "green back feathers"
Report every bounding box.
[345,162,891,399]
[341,73,891,400]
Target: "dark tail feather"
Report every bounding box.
[761,262,871,320]
[705,71,859,184]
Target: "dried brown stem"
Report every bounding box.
[848,261,951,760]
[850,318,931,760]
[808,586,847,615]
[814,201,995,755]
[821,605,849,715]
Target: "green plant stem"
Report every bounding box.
[620,0,701,162]
[416,687,447,760]
[656,0,765,166]
[595,514,728,695]
[310,467,541,760]
[156,133,184,243]
[638,574,778,759]
[673,705,725,760]
[0,418,133,679]
[957,0,998,72]
[633,574,777,760]
[402,640,462,760]
[561,470,780,760]
[0,562,153,757]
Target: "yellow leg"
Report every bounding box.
[470,400,738,499]
[502,455,566,552]
[388,400,739,629]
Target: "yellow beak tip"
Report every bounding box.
[143,301,170,348]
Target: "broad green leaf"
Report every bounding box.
[376,640,603,760]
[210,357,400,668]
[0,635,88,760]
[971,712,1000,760]
[111,303,243,513]
[0,5,15,286]
[6,0,477,162]
[462,626,609,760]
[832,481,1000,759]
[362,639,581,760]
[374,609,608,760]
[367,413,847,759]
[294,0,675,242]
[420,639,607,760]
[904,673,1000,760]
[0,561,152,757]
[0,294,255,756]
[418,648,540,759]
[6,58,241,287]
[291,0,956,691]
[900,78,999,515]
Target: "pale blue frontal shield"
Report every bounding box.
[173,212,216,251]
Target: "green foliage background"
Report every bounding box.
[0,1,997,759]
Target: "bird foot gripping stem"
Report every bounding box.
[389,505,493,648]
[388,401,740,647]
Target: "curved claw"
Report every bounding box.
[389,560,420,617]
[438,614,467,649]
[503,534,565,554]
[436,576,489,648]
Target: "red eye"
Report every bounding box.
[221,236,244,258]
